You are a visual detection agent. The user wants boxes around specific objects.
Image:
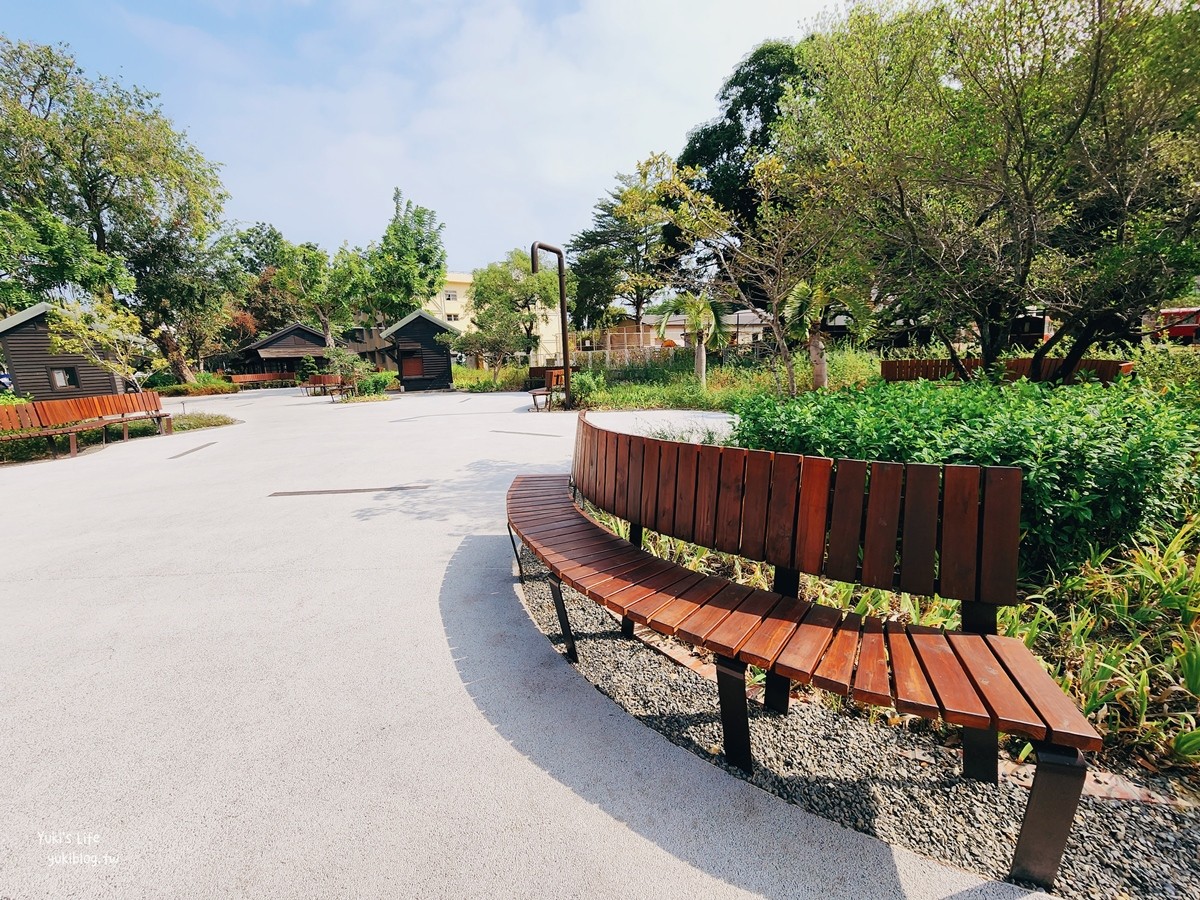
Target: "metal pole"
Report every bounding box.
[530,241,572,409]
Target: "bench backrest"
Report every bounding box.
[230,372,296,383]
[0,392,164,433]
[305,374,346,386]
[572,414,1021,607]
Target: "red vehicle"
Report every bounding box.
[1160,308,1200,343]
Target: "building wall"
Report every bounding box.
[392,317,452,390]
[0,312,119,400]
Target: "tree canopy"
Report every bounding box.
[365,189,447,324]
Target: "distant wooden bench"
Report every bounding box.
[301,374,351,397]
[507,414,1101,890]
[881,357,1134,384]
[529,368,565,411]
[0,391,173,458]
[229,372,296,388]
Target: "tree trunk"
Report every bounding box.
[808,328,827,390]
[155,331,196,383]
[322,317,334,348]
[696,341,707,390]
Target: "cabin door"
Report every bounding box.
[401,354,424,378]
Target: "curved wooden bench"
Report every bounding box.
[507,414,1101,889]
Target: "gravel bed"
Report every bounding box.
[517,552,1200,899]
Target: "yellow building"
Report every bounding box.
[422,271,567,366]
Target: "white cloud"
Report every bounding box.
[124,0,829,269]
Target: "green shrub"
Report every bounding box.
[1,392,30,405]
[454,364,528,392]
[142,370,179,389]
[155,382,238,396]
[1131,344,1200,387]
[297,355,320,382]
[356,371,398,395]
[732,379,1200,578]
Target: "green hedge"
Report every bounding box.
[156,382,238,396]
[732,379,1200,578]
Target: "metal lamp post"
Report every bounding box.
[529,241,572,409]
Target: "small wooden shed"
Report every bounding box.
[380,310,457,391]
[0,303,124,400]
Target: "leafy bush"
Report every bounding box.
[356,371,398,395]
[297,355,320,382]
[156,381,237,396]
[142,370,179,389]
[1,392,30,405]
[453,364,528,392]
[570,369,607,408]
[1131,344,1200,387]
[732,379,1200,578]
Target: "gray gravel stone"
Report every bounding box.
[517,551,1200,900]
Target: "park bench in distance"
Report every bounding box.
[228,372,296,389]
[0,391,173,458]
[529,367,565,411]
[506,413,1102,890]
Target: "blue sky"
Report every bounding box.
[1,1,824,271]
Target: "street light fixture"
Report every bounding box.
[529,241,572,410]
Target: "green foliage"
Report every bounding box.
[468,249,559,355]
[322,346,371,383]
[49,300,164,388]
[364,188,446,323]
[0,391,29,405]
[155,379,236,396]
[1130,344,1200,387]
[452,364,528,392]
[732,379,1200,577]
[356,371,398,395]
[296,355,319,382]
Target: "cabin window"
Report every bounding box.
[49,367,80,390]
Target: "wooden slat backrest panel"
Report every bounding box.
[899,464,940,596]
[654,439,678,535]
[571,415,585,488]
[979,467,1021,605]
[763,453,800,567]
[640,439,661,527]
[31,400,61,427]
[672,442,700,543]
[603,428,619,513]
[0,405,29,431]
[738,450,772,560]
[626,435,645,527]
[860,462,904,589]
[613,431,630,520]
[939,465,982,602]
[713,447,747,554]
[692,444,722,548]
[825,459,867,583]
[586,419,600,501]
[793,456,833,574]
[594,424,608,507]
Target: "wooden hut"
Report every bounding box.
[0,303,125,400]
[241,323,334,374]
[380,310,457,391]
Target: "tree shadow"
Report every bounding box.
[439,533,1029,900]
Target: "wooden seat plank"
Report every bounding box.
[702,588,784,658]
[602,565,702,615]
[773,603,843,682]
[948,633,1047,739]
[987,635,1102,751]
[909,631,992,729]
[624,571,709,625]
[737,595,812,668]
[885,623,940,718]
[579,557,675,600]
[851,617,890,706]
[812,612,863,695]
[644,576,737,634]
[675,579,756,646]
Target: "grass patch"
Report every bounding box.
[338,393,390,403]
[453,364,528,392]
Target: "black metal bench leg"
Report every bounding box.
[1010,743,1086,889]
[962,727,999,783]
[547,576,578,663]
[628,523,643,549]
[506,523,525,584]
[714,655,753,773]
[764,671,790,713]
[620,616,635,638]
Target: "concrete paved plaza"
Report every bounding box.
[0,390,1027,898]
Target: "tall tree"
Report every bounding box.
[468,249,560,354]
[678,40,810,225]
[365,189,446,324]
[569,168,674,324]
[48,300,163,390]
[654,292,729,389]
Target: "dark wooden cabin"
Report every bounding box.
[241,323,334,373]
[380,310,457,391]
[0,303,124,400]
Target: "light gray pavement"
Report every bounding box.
[0,390,1030,899]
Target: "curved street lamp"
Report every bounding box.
[529,241,572,409]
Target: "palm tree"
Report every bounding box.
[656,293,729,390]
[783,281,873,390]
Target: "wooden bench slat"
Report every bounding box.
[578,557,674,599]
[939,465,981,601]
[948,633,1047,740]
[885,623,941,718]
[626,436,645,527]
[676,580,757,646]
[673,443,700,543]
[826,459,866,583]
[562,551,654,590]
[979,467,1022,605]
[795,456,833,574]
[851,617,891,705]
[613,432,630,520]
[764,453,800,568]
[713,447,747,554]
[774,603,843,682]
[654,442,679,535]
[737,595,811,668]
[692,444,722,549]
[645,576,736,635]
[640,440,661,527]
[898,464,940,596]
[625,571,709,625]
[987,635,1103,751]
[860,462,903,589]
[702,588,784,658]
[738,450,773,560]
[603,565,704,615]
[604,429,619,513]
[812,611,863,694]
[909,631,992,729]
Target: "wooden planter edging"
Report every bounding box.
[881,358,1134,385]
[506,413,1103,890]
